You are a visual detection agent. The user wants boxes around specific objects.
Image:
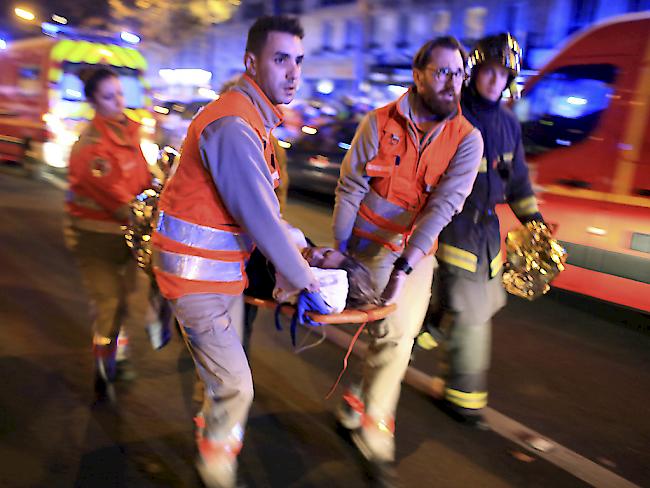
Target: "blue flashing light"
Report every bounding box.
[0,39,6,50]
[121,31,140,44]
[41,22,60,36]
[566,96,587,106]
[338,142,351,150]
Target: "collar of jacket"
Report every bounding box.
[233,74,284,132]
[92,113,139,148]
[461,83,501,116]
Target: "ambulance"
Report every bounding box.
[500,12,650,313]
[0,32,158,171]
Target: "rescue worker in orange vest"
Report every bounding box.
[151,16,330,488]
[65,67,157,402]
[334,37,483,485]
[422,34,543,429]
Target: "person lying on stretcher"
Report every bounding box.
[245,226,380,313]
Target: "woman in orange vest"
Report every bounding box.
[64,67,154,402]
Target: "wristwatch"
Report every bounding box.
[393,256,413,275]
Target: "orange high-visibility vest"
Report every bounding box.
[152,89,280,299]
[352,98,474,252]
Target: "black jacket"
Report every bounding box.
[437,85,542,280]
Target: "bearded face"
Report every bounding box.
[418,79,459,117]
[413,47,465,118]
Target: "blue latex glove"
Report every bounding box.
[336,239,349,253]
[289,290,333,347]
[296,290,332,326]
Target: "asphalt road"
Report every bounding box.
[0,171,648,488]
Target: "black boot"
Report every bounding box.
[437,399,490,430]
[93,342,117,403]
[364,459,401,488]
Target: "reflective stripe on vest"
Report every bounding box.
[156,211,253,253]
[352,189,416,251]
[153,249,243,282]
[437,243,478,272]
[510,195,539,218]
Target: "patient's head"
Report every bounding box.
[302,246,380,308]
[301,247,346,269]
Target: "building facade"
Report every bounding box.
[144,0,649,97]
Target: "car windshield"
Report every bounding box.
[514,63,617,154]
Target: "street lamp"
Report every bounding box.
[14,7,36,21]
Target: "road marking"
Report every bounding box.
[322,326,640,488]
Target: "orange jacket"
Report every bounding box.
[352,99,475,252]
[152,89,279,299]
[66,114,151,228]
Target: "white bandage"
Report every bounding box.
[274,267,349,313]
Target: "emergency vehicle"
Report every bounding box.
[499,12,650,313]
[0,32,158,171]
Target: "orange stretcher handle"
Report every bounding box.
[243,296,397,324]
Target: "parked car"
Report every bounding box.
[285,120,358,195]
[155,99,211,150]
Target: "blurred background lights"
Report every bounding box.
[316,79,335,95]
[121,31,141,44]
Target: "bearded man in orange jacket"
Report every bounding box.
[333,37,483,486]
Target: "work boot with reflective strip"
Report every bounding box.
[114,328,137,381]
[194,414,243,488]
[336,385,364,431]
[93,335,117,403]
[351,414,400,488]
[351,414,395,462]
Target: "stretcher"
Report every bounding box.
[243,296,397,397]
[243,296,397,324]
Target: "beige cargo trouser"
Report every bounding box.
[65,226,154,341]
[349,237,435,461]
[171,293,251,445]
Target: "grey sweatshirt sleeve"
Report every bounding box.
[407,128,484,254]
[199,116,315,290]
[332,112,379,242]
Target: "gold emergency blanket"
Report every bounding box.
[502,221,567,300]
[123,184,161,275]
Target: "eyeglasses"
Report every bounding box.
[426,67,467,82]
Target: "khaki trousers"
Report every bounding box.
[66,226,153,340]
[350,237,435,460]
[171,293,251,444]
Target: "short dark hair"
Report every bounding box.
[412,36,467,70]
[78,67,118,101]
[245,15,304,55]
